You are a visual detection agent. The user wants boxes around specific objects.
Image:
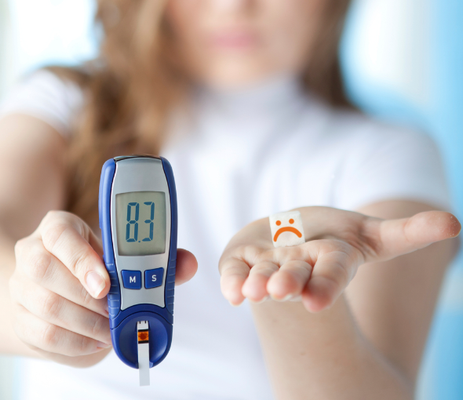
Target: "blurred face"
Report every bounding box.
[165,0,326,88]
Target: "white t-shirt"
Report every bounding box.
[0,71,451,400]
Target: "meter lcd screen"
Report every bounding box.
[115,191,167,256]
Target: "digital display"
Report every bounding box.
[115,191,166,256]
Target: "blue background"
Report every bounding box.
[342,1,463,398]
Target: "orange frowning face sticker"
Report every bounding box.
[269,211,305,248]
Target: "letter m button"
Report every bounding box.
[122,270,142,290]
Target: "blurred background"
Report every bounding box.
[0,0,461,398]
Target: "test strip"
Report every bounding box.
[137,320,150,386]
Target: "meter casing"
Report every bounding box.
[98,156,177,368]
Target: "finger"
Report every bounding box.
[15,239,108,318]
[12,278,111,345]
[373,211,461,261]
[88,228,104,257]
[302,250,358,312]
[12,303,110,357]
[220,258,250,306]
[241,261,280,303]
[267,260,312,301]
[39,212,110,299]
[32,346,113,367]
[175,249,198,286]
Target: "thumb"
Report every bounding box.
[39,211,111,299]
[376,211,461,261]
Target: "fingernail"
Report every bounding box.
[96,341,112,349]
[86,271,105,297]
[271,294,293,302]
[250,296,270,304]
[228,301,241,307]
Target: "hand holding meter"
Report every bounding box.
[99,156,177,386]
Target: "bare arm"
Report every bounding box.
[346,200,459,385]
[0,114,67,358]
[1,114,198,369]
[219,201,460,399]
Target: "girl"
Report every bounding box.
[0,0,460,399]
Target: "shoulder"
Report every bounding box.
[328,108,444,174]
[300,97,442,166]
[321,101,435,150]
[0,69,85,137]
[295,95,450,211]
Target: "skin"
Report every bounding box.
[0,0,460,398]
[166,0,461,398]
[166,0,325,87]
[0,115,197,367]
[220,207,460,308]
[219,205,460,399]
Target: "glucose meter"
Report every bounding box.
[98,156,177,386]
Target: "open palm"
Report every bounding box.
[219,207,461,312]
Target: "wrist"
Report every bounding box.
[250,295,413,400]
[250,293,361,354]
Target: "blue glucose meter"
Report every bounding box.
[98,156,177,385]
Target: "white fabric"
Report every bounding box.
[0,71,451,400]
[0,70,84,136]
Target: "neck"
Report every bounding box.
[193,74,305,114]
[166,74,311,144]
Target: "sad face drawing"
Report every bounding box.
[269,211,306,248]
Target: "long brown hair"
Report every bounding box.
[50,0,353,227]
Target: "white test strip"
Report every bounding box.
[269,211,305,248]
[137,320,150,386]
